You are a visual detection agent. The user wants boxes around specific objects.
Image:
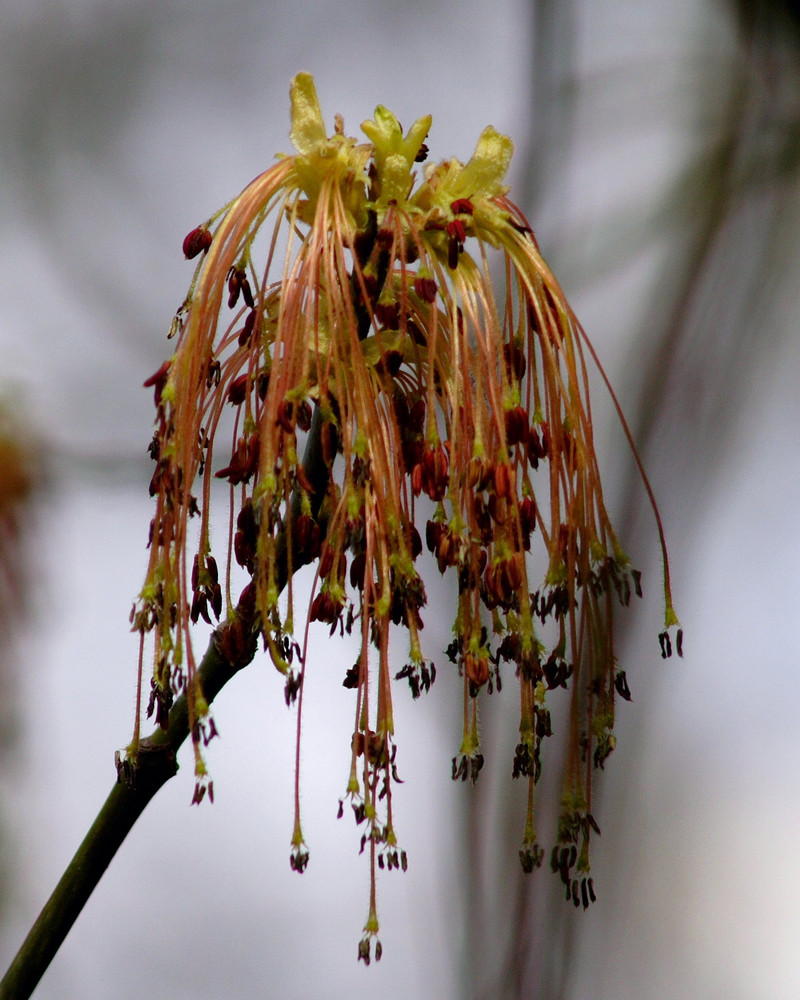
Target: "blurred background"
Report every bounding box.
[1,1,799,997]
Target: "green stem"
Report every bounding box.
[0,407,331,1000]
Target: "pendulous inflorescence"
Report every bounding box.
[127,73,681,962]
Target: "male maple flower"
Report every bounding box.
[129,73,680,961]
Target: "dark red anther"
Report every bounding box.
[414,276,438,303]
[234,528,254,570]
[450,198,474,216]
[447,235,460,270]
[240,275,254,309]
[411,462,423,496]
[227,267,245,309]
[540,422,551,457]
[349,551,367,590]
[309,590,344,626]
[227,373,250,406]
[206,359,221,388]
[503,342,527,382]
[143,360,171,406]
[182,227,212,260]
[318,542,346,585]
[277,400,295,434]
[614,670,632,701]
[527,427,547,468]
[419,442,449,501]
[217,613,256,671]
[492,461,512,500]
[237,581,257,623]
[148,460,172,498]
[191,590,210,625]
[407,523,422,560]
[446,219,467,244]
[238,309,257,347]
[425,519,443,554]
[435,528,460,574]
[466,456,492,492]
[518,496,537,545]
[414,143,429,163]
[318,540,335,579]
[484,556,521,610]
[487,492,508,526]
[214,434,259,485]
[446,220,466,270]
[210,583,222,619]
[307,521,322,561]
[499,554,522,594]
[463,652,489,688]
[484,564,501,609]
[505,407,529,446]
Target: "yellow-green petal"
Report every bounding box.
[290,72,327,156]
[455,126,513,200]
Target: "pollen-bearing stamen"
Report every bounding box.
[128,72,680,958]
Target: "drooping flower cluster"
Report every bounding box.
[129,73,680,961]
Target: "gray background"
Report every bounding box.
[1,2,799,997]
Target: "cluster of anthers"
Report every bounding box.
[127,73,681,962]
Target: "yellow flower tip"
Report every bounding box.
[288,72,366,213]
[289,72,327,156]
[361,106,432,169]
[458,125,514,199]
[360,104,403,153]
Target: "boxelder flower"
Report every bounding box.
[129,73,680,961]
